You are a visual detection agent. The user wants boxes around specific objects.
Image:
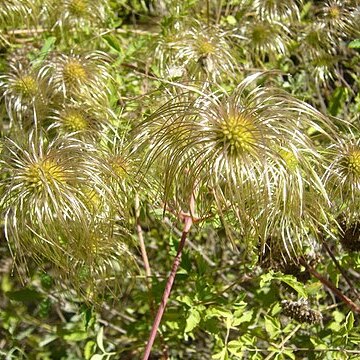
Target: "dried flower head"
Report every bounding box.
[48,99,111,138]
[0,0,39,28]
[44,0,108,32]
[0,62,52,127]
[0,130,137,299]
[281,299,323,324]
[153,20,239,82]
[318,0,359,39]
[339,220,360,252]
[325,135,360,222]
[253,0,301,22]
[47,51,111,101]
[241,19,291,64]
[141,73,338,254]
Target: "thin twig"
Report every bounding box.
[321,240,359,299]
[264,324,301,360]
[299,258,360,314]
[142,215,193,360]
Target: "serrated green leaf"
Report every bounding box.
[273,273,307,298]
[260,272,274,287]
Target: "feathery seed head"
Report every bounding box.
[141,73,337,254]
[48,51,111,100]
[0,63,52,126]
[68,0,87,17]
[325,136,360,222]
[153,20,237,81]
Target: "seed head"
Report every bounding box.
[141,73,338,253]
[281,299,323,324]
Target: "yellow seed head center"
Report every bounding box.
[62,109,88,132]
[25,159,66,189]
[63,60,87,84]
[348,150,360,177]
[329,5,341,19]
[69,0,88,17]
[220,115,257,153]
[252,24,271,44]
[14,75,38,98]
[197,39,216,56]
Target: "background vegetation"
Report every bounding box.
[1,0,360,359]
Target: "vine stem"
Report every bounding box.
[141,215,193,360]
[299,258,360,314]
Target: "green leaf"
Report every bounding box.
[273,273,307,298]
[97,327,105,352]
[6,288,42,302]
[329,87,347,116]
[232,310,253,326]
[212,347,228,360]
[260,272,274,287]
[84,341,97,360]
[345,312,354,332]
[185,308,201,333]
[349,39,360,49]
[90,355,105,360]
[63,331,88,341]
[103,35,122,54]
[264,316,281,340]
[227,340,244,357]
[39,37,56,58]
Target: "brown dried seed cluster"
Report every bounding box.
[281,299,323,324]
[339,222,360,252]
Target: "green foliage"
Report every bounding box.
[1,0,360,359]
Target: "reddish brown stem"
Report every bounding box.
[142,216,193,360]
[299,258,360,314]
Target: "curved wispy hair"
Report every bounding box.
[0,62,52,128]
[0,0,39,28]
[140,73,339,254]
[240,19,291,64]
[324,133,360,224]
[41,218,136,300]
[43,0,108,33]
[0,132,124,269]
[153,20,240,82]
[252,0,301,22]
[46,51,111,102]
[317,0,360,40]
[96,128,143,198]
[47,98,112,139]
[296,22,340,84]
